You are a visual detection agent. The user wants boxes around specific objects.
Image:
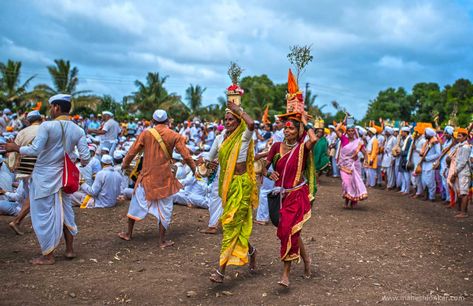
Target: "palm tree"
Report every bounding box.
[185,84,206,114]
[0,60,36,109]
[35,59,94,111]
[131,72,189,119]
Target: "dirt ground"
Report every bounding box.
[1,177,472,305]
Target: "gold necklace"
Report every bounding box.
[284,140,297,148]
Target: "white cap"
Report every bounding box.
[401,127,410,132]
[393,128,399,132]
[113,150,125,160]
[357,127,367,136]
[88,144,97,152]
[102,111,113,117]
[368,127,377,134]
[384,127,394,134]
[153,109,168,122]
[101,154,113,165]
[49,94,71,105]
[3,108,12,114]
[101,146,110,153]
[444,126,454,135]
[328,125,335,129]
[425,127,436,137]
[27,110,41,119]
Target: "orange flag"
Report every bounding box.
[32,101,42,111]
[287,69,299,94]
[262,104,270,124]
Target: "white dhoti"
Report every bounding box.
[207,178,222,228]
[127,184,173,229]
[30,190,77,255]
[173,190,209,209]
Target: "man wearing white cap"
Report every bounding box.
[7,110,43,235]
[440,126,455,203]
[419,128,441,201]
[80,154,122,208]
[398,127,412,195]
[88,111,120,156]
[0,155,14,197]
[381,127,396,189]
[1,94,90,265]
[119,109,196,248]
[0,108,12,133]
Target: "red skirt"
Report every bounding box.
[277,184,311,261]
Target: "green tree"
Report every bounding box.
[35,59,95,111]
[0,60,36,109]
[364,87,412,122]
[131,72,189,120]
[410,82,443,123]
[443,79,473,126]
[185,84,206,115]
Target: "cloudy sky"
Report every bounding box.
[1,0,472,118]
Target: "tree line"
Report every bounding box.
[1,58,471,126]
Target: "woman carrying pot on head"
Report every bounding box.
[263,112,319,287]
[207,101,258,283]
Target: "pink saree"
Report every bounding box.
[337,136,368,202]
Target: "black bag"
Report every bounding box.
[267,192,281,227]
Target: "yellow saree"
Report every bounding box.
[218,122,258,266]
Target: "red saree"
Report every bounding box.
[267,141,312,262]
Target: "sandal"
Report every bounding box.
[209,269,224,283]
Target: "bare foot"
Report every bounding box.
[304,258,312,279]
[118,232,131,241]
[454,213,468,218]
[160,240,175,249]
[30,256,55,265]
[200,227,218,234]
[8,222,24,235]
[64,252,76,260]
[249,248,257,273]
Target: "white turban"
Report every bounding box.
[384,127,394,134]
[401,127,410,132]
[102,111,113,117]
[368,127,377,134]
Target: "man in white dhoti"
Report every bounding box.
[2,94,90,265]
[80,154,122,208]
[381,127,396,189]
[118,110,196,248]
[8,110,42,235]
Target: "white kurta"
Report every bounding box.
[81,166,122,208]
[19,119,90,255]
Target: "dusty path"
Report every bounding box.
[1,177,472,305]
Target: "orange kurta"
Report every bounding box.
[367,138,379,169]
[123,124,195,201]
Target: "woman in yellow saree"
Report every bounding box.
[207,101,258,283]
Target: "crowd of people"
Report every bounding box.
[0,85,472,286]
